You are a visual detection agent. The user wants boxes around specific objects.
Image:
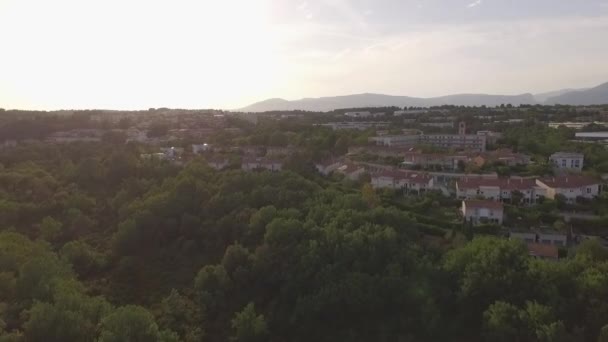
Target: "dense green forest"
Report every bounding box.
[1,141,608,342]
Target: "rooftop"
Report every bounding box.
[537,175,599,188]
[458,177,537,191]
[527,243,559,259]
[550,152,584,158]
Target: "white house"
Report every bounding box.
[550,152,584,172]
[535,176,600,202]
[456,177,544,204]
[461,200,504,225]
[371,170,434,193]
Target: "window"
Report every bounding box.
[587,187,592,194]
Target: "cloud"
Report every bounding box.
[467,0,482,8]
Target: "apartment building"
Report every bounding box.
[550,152,584,172]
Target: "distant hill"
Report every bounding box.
[240,93,537,112]
[545,82,608,105]
[534,88,587,103]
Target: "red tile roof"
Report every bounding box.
[463,199,504,210]
[527,243,558,259]
[458,177,537,191]
[537,175,599,188]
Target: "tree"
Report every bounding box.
[60,240,105,276]
[361,183,380,208]
[24,289,112,342]
[98,305,166,342]
[158,289,204,342]
[511,190,524,205]
[38,216,63,242]
[231,303,268,342]
[483,301,568,342]
[333,136,349,155]
[147,122,169,138]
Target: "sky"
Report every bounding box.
[1,0,608,110]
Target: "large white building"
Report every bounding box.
[369,122,487,152]
[369,135,421,147]
[550,152,584,172]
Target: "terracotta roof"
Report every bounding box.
[458,177,537,191]
[527,243,559,259]
[537,175,599,188]
[463,199,504,210]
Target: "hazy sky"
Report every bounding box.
[1,0,608,110]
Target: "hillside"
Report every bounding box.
[240,93,537,112]
[546,82,608,105]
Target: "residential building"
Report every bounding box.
[241,146,266,157]
[510,231,537,244]
[527,243,559,261]
[456,177,544,204]
[344,111,372,118]
[476,131,503,145]
[266,146,299,157]
[369,134,421,147]
[550,152,584,172]
[394,109,429,115]
[461,200,504,225]
[335,163,365,181]
[535,175,600,202]
[192,144,212,154]
[510,230,568,246]
[371,170,434,193]
[548,122,608,130]
[419,133,486,152]
[317,122,391,130]
[241,157,283,172]
[420,122,455,128]
[402,151,469,171]
[348,146,410,158]
[369,122,487,152]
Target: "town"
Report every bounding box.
[3,103,608,341]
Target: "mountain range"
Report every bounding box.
[240,81,608,112]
